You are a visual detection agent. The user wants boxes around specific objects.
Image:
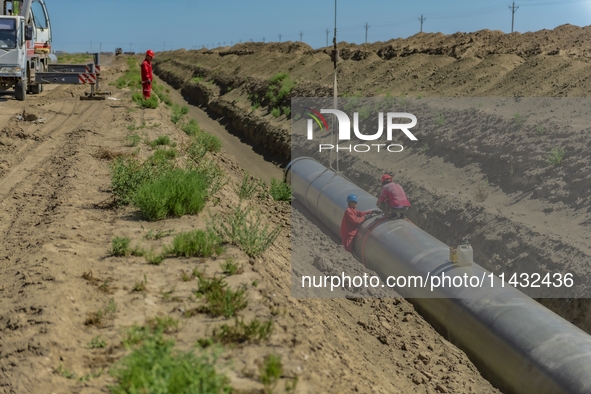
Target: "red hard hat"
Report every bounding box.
[381,174,392,184]
[146,49,154,57]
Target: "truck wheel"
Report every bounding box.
[15,81,26,101]
[31,83,42,94]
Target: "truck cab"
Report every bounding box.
[0,0,52,100]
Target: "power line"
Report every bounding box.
[364,22,369,43]
[508,1,519,33]
[299,31,303,41]
[418,14,426,33]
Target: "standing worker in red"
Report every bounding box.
[377,174,411,219]
[340,194,379,253]
[141,50,154,99]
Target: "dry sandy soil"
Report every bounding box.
[0,56,499,394]
[2,23,591,393]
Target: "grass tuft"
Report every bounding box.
[164,229,224,258]
[547,147,565,165]
[110,332,231,394]
[132,92,159,109]
[211,317,273,345]
[133,169,210,221]
[111,236,131,257]
[221,258,243,275]
[269,178,291,201]
[260,354,283,394]
[209,205,281,258]
[194,276,248,318]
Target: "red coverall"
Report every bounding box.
[377,183,411,208]
[141,58,153,99]
[340,207,372,253]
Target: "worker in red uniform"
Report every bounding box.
[141,50,154,99]
[377,174,411,219]
[340,194,379,253]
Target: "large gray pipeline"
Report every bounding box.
[286,157,591,394]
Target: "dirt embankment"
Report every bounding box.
[153,25,591,334]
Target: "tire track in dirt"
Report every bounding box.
[0,99,106,392]
[0,97,80,201]
[0,99,102,251]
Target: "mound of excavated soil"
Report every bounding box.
[153,23,591,337]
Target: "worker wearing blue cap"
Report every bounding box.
[340,194,380,253]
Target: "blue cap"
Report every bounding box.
[346,194,358,203]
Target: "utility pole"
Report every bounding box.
[90,40,92,53]
[326,28,329,47]
[129,43,132,52]
[418,14,426,33]
[263,37,265,43]
[299,31,303,42]
[99,42,102,53]
[364,22,369,43]
[163,42,165,51]
[278,34,282,42]
[508,1,519,33]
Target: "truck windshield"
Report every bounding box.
[0,18,16,49]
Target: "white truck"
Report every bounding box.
[0,0,54,100]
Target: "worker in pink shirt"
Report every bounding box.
[340,194,380,253]
[377,174,411,219]
[141,50,154,99]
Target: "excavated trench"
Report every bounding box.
[153,56,591,336]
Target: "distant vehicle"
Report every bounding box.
[0,0,55,100]
[115,48,122,56]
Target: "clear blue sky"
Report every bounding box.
[49,0,591,53]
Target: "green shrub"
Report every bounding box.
[271,107,281,118]
[221,258,242,275]
[110,156,174,205]
[269,178,291,201]
[282,106,291,117]
[111,236,131,256]
[154,84,173,106]
[237,172,259,200]
[547,147,565,165]
[110,333,231,394]
[144,249,166,265]
[260,354,282,393]
[182,119,201,136]
[132,92,159,109]
[125,133,141,147]
[165,229,223,258]
[133,169,210,221]
[195,276,247,318]
[89,335,107,349]
[171,104,189,124]
[209,205,281,257]
[211,317,273,345]
[152,148,178,161]
[149,135,172,148]
[266,72,296,107]
[194,133,221,153]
